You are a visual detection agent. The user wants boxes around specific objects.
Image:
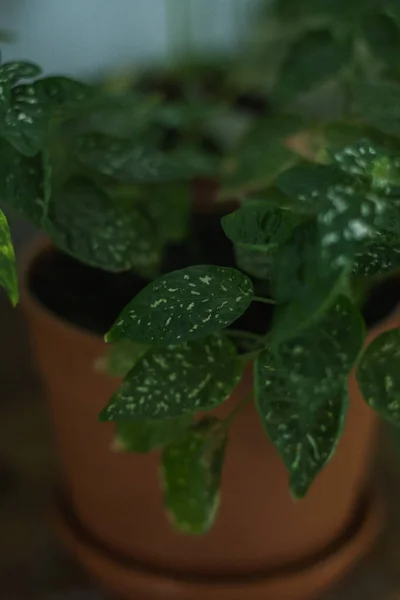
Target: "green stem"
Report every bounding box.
[225,329,266,343]
[224,393,253,427]
[253,296,276,306]
[240,349,261,363]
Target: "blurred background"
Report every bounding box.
[1,1,400,599]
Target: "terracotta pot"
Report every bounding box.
[21,237,387,600]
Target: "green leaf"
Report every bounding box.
[0,61,42,87]
[112,182,191,244]
[0,63,44,156]
[145,183,191,243]
[255,296,364,497]
[275,30,350,103]
[234,245,272,280]
[106,266,253,346]
[362,13,400,70]
[99,334,243,420]
[318,185,391,270]
[353,242,400,276]
[271,221,347,342]
[75,133,217,183]
[220,115,305,197]
[74,93,161,138]
[114,415,193,454]
[222,202,302,251]
[351,81,400,136]
[332,139,400,187]
[321,122,379,157]
[44,177,161,274]
[357,329,400,425]
[97,340,148,378]
[0,140,48,226]
[0,83,48,156]
[161,417,227,534]
[275,163,347,208]
[0,209,18,305]
[34,76,92,113]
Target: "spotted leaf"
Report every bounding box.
[114,414,193,454]
[99,334,242,421]
[275,163,350,208]
[106,266,253,346]
[357,329,400,425]
[222,202,303,251]
[255,296,364,497]
[271,221,348,342]
[0,70,89,156]
[332,139,400,188]
[353,242,400,276]
[44,177,161,274]
[318,184,391,271]
[161,417,227,534]
[75,133,216,183]
[0,209,18,305]
[0,140,48,226]
[0,61,42,88]
[33,76,92,113]
[0,83,48,156]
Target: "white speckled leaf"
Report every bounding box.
[332,139,400,188]
[75,133,217,183]
[99,334,243,420]
[0,140,48,227]
[106,266,253,345]
[353,242,400,276]
[1,83,48,156]
[357,329,400,425]
[275,163,349,207]
[0,208,18,305]
[44,177,162,274]
[255,296,364,497]
[318,184,389,270]
[114,414,193,454]
[0,61,42,88]
[161,417,227,534]
[271,221,347,342]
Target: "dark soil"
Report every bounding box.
[363,276,400,329]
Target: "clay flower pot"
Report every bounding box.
[21,237,387,600]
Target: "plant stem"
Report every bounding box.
[225,329,266,343]
[240,350,261,363]
[224,393,253,427]
[253,296,276,306]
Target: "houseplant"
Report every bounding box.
[2,0,400,597]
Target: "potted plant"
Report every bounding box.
[1,1,400,598]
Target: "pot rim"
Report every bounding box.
[19,235,400,350]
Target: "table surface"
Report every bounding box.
[1,295,400,600]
